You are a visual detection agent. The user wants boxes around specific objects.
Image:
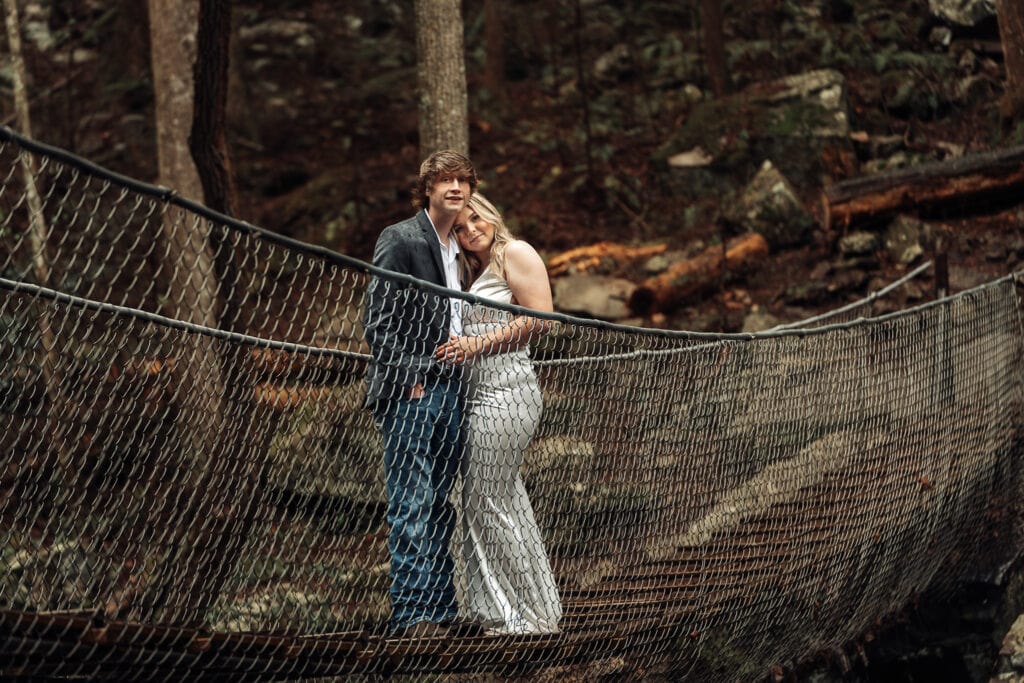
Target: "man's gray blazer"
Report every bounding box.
[363,209,455,414]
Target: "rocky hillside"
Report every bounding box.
[4,0,1022,334]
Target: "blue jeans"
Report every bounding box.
[378,376,461,632]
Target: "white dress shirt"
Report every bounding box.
[428,215,463,337]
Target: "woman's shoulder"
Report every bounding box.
[504,239,543,263]
[503,240,548,283]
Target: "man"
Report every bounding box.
[363,150,478,638]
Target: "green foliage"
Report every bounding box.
[1007,121,1024,146]
[878,68,948,120]
[102,78,152,107]
[603,172,642,214]
[638,33,704,86]
[656,95,827,176]
[873,47,950,76]
[351,64,416,103]
[653,98,742,163]
[81,7,119,48]
[821,27,877,71]
[28,0,1010,277]
[726,39,775,71]
[764,99,829,138]
[683,204,700,230]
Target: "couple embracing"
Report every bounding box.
[363,150,562,639]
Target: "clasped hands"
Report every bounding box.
[435,334,483,365]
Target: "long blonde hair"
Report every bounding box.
[458,192,515,286]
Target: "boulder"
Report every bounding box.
[553,273,636,320]
[838,231,880,257]
[884,215,932,265]
[730,160,817,249]
[746,68,852,139]
[741,306,781,332]
[928,0,995,26]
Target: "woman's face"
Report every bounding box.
[453,206,495,255]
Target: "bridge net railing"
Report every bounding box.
[1,126,1023,681]
[772,259,934,331]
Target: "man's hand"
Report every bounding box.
[407,383,425,399]
[435,334,479,364]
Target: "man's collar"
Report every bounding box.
[425,209,459,253]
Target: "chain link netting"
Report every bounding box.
[1,126,1023,681]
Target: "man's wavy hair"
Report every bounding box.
[412,150,479,210]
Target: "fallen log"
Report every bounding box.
[824,143,1024,230]
[627,232,769,315]
[253,382,344,412]
[248,347,363,385]
[546,241,668,278]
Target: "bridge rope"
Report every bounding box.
[1,124,1023,681]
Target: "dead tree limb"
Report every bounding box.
[3,0,62,408]
[824,144,1024,230]
[547,242,669,277]
[628,233,769,315]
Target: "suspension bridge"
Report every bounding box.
[0,125,1022,681]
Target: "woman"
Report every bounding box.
[434,193,562,635]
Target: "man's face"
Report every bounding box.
[427,172,471,215]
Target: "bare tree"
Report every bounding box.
[3,0,59,414]
[169,0,274,630]
[191,0,239,216]
[3,0,46,286]
[483,0,506,104]
[135,0,237,627]
[148,0,219,325]
[997,0,1024,123]
[572,0,595,185]
[415,0,470,156]
[700,0,730,97]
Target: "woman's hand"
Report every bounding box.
[435,334,481,364]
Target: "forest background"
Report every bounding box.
[2,2,1024,678]
[3,0,1024,332]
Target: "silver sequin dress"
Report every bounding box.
[460,269,562,634]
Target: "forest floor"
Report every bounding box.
[218,2,1023,332]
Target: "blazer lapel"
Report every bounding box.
[417,209,447,285]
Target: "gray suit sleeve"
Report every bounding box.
[363,227,430,400]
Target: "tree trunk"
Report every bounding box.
[483,0,505,103]
[3,0,61,443]
[3,0,47,288]
[191,0,238,217]
[148,0,219,325]
[997,0,1024,122]
[700,0,729,97]
[415,0,470,157]
[148,0,275,628]
[572,0,595,185]
[135,0,235,628]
